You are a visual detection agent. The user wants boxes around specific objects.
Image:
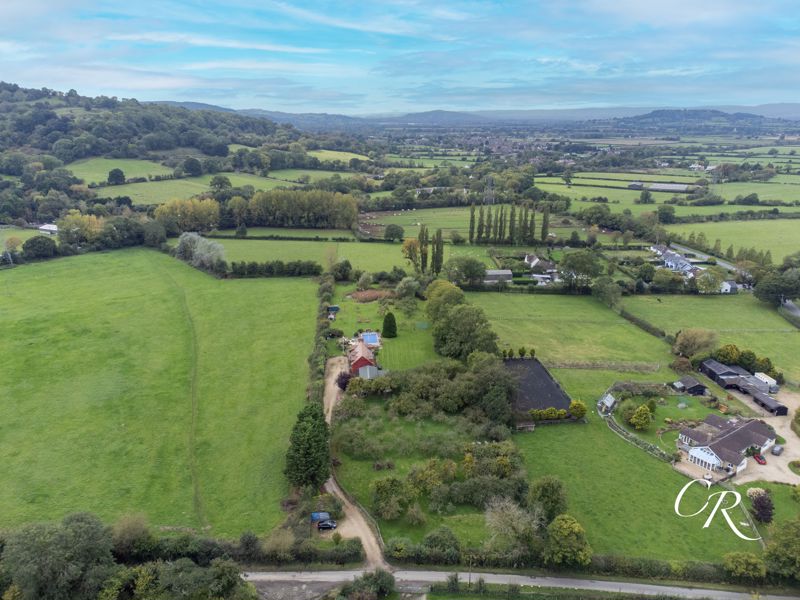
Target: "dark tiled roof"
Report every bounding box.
[679,375,704,389]
[682,416,776,466]
[701,359,736,376]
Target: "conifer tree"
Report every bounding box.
[469,204,476,244]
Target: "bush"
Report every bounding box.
[111,513,156,563]
[723,552,766,581]
[22,235,57,259]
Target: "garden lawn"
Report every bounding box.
[0,249,316,537]
[622,294,800,384]
[666,219,800,261]
[67,158,173,184]
[514,409,760,562]
[330,284,437,371]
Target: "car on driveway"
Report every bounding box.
[317,519,337,531]
[754,454,767,465]
[771,445,784,456]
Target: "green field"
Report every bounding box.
[208,237,493,272]
[468,294,675,376]
[573,171,701,183]
[215,226,355,239]
[534,181,799,217]
[384,154,475,168]
[0,227,44,247]
[99,169,345,204]
[0,249,316,537]
[67,158,173,184]
[622,294,800,383]
[667,219,800,261]
[308,149,370,162]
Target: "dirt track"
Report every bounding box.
[322,356,389,570]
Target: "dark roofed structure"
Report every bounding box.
[505,358,571,416]
[678,415,776,474]
[673,375,707,396]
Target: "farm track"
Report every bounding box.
[322,356,389,570]
[155,257,207,527]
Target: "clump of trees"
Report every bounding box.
[155,198,220,233]
[174,232,227,275]
[0,512,257,600]
[247,189,358,229]
[712,343,783,382]
[229,260,322,278]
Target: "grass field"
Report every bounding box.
[207,237,494,272]
[534,181,799,217]
[308,149,370,162]
[622,294,800,383]
[467,294,675,375]
[67,158,173,184]
[0,227,44,247]
[98,169,346,204]
[666,220,800,261]
[215,226,356,239]
[0,249,316,537]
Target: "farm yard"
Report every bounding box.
[0,249,316,537]
[622,294,800,383]
[667,219,800,261]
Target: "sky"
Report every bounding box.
[0,0,798,114]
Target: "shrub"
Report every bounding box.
[22,235,57,259]
[568,400,587,419]
[723,552,766,581]
[336,371,352,391]
[111,513,156,563]
[751,493,774,523]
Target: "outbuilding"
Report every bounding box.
[38,224,58,235]
[673,375,707,396]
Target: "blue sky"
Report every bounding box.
[0,0,798,114]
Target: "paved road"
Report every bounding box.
[670,242,736,271]
[244,569,797,600]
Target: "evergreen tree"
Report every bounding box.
[497,206,505,243]
[285,404,330,488]
[382,312,398,338]
[432,228,445,274]
[764,250,773,266]
[725,244,734,260]
[541,204,550,242]
[418,225,429,273]
[508,205,516,244]
[477,205,485,243]
[468,204,476,244]
[519,205,528,246]
[492,206,500,243]
[712,239,722,255]
[528,208,536,244]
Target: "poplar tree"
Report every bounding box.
[508,204,517,245]
[477,205,485,243]
[432,228,445,274]
[469,204,476,244]
[418,225,429,273]
[541,204,550,242]
[486,206,493,244]
[528,208,537,244]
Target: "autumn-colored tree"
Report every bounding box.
[401,238,421,272]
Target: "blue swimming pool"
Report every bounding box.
[361,332,379,344]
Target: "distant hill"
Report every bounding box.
[151,100,236,113]
[239,109,366,130]
[375,110,489,126]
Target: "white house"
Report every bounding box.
[720,280,738,294]
[38,224,58,235]
[678,415,775,475]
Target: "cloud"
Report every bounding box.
[265,1,419,36]
[180,59,365,77]
[108,32,325,54]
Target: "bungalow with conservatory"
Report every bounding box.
[678,415,775,475]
